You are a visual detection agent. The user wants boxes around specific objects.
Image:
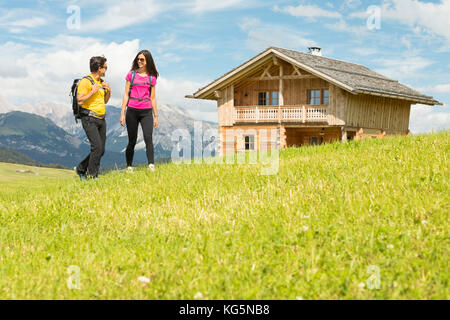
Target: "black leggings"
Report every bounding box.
[125,107,154,166]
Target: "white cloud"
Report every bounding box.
[156,33,213,52]
[81,0,167,32]
[274,4,342,20]
[410,104,450,133]
[374,55,433,81]
[325,19,368,37]
[79,0,253,32]
[239,18,316,52]
[190,0,250,13]
[0,9,48,33]
[156,77,216,121]
[417,84,450,94]
[0,36,215,121]
[9,17,47,28]
[350,0,450,41]
[0,42,29,78]
[340,0,362,10]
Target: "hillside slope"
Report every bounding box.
[0,162,75,183]
[0,131,448,299]
[0,147,40,166]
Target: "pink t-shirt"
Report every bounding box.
[125,70,157,109]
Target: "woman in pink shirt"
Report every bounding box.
[120,50,159,171]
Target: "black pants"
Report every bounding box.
[77,116,106,178]
[126,107,154,166]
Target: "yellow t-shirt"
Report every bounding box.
[78,74,107,117]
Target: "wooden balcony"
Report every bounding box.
[233,105,328,124]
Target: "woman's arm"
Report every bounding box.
[120,81,131,126]
[151,86,158,128]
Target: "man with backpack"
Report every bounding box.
[74,56,111,180]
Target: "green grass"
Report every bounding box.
[0,162,74,183]
[0,131,448,299]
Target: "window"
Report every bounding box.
[308,89,330,105]
[245,135,255,150]
[310,137,319,145]
[258,92,279,106]
[271,91,279,106]
[323,89,329,105]
[308,90,321,105]
[258,92,269,106]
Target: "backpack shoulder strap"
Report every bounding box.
[83,75,95,85]
[130,71,136,87]
[149,75,153,95]
[128,71,136,96]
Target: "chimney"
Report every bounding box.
[308,47,322,56]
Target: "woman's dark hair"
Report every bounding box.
[90,56,107,72]
[132,50,159,78]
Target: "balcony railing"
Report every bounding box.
[233,105,328,123]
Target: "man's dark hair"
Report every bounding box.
[90,56,107,73]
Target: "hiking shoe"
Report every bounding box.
[127,166,134,173]
[74,166,87,181]
[148,164,155,172]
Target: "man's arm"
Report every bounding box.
[102,81,111,104]
[77,79,99,105]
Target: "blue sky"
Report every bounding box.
[0,0,449,132]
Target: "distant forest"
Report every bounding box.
[0,147,66,169]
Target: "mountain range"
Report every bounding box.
[0,96,218,168]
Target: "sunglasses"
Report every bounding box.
[138,58,146,62]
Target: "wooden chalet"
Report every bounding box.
[187,47,442,155]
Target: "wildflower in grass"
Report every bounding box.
[302,225,309,232]
[194,292,203,299]
[251,264,256,272]
[224,231,231,236]
[138,276,150,284]
[310,268,318,274]
[358,282,365,288]
[387,244,394,249]
[421,220,427,225]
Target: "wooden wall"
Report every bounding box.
[219,125,280,155]
[234,77,329,106]
[234,80,279,106]
[345,94,411,133]
[285,127,342,147]
[217,85,234,126]
[328,84,346,126]
[216,57,412,135]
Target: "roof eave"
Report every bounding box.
[190,47,359,99]
[354,89,442,106]
[190,48,276,100]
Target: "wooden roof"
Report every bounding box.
[188,46,442,106]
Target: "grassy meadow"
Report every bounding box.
[0,131,448,299]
